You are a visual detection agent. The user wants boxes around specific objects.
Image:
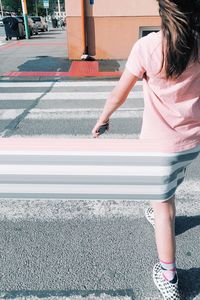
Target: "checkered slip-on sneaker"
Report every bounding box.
[153,262,181,300]
[144,206,155,228]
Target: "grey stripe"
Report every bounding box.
[0,99,144,109]
[0,152,198,166]
[0,190,176,200]
[0,174,185,201]
[0,169,184,185]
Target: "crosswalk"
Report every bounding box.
[0,79,145,199]
[0,80,144,138]
[0,79,200,202]
[0,80,200,300]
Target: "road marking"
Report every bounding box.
[26,110,143,119]
[0,81,143,87]
[30,108,143,112]
[0,109,143,120]
[0,91,143,100]
[0,109,24,119]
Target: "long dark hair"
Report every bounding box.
[158,0,200,79]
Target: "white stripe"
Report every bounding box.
[0,109,24,119]
[26,110,143,119]
[0,150,187,157]
[31,108,144,113]
[0,81,143,88]
[0,172,184,195]
[0,91,143,100]
[0,108,143,120]
[0,161,190,176]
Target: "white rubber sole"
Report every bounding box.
[144,206,155,228]
[153,263,181,300]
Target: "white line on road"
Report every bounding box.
[26,110,143,119]
[0,91,143,100]
[31,108,144,112]
[0,109,24,119]
[0,81,143,88]
[0,108,143,120]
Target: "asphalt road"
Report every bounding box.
[0,78,199,300]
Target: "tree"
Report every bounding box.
[2,0,22,13]
[2,0,65,16]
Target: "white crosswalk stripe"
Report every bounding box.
[0,79,144,138]
[0,91,143,100]
[0,80,143,87]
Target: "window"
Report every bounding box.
[139,26,160,38]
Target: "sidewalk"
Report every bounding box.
[0,28,125,80]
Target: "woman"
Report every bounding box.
[92,0,200,299]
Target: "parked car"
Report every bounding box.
[30,16,48,32]
[0,17,4,27]
[16,16,39,36]
[28,17,39,35]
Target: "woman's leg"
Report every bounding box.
[150,195,176,262]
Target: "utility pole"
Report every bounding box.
[0,0,3,17]
[21,0,29,39]
[57,0,61,18]
[36,0,38,15]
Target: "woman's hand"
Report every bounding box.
[91,68,138,139]
[92,119,109,138]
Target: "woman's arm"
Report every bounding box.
[92,68,139,138]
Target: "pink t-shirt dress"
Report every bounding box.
[126,31,200,152]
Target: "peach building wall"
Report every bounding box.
[65,0,160,59]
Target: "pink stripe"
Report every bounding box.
[160,259,176,264]
[0,41,20,50]
[0,137,187,153]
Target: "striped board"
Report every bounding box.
[0,138,199,201]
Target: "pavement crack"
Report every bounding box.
[0,81,57,138]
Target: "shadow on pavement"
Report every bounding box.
[17,56,71,72]
[0,289,135,299]
[30,36,58,39]
[175,215,200,236]
[179,267,200,300]
[99,60,122,72]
